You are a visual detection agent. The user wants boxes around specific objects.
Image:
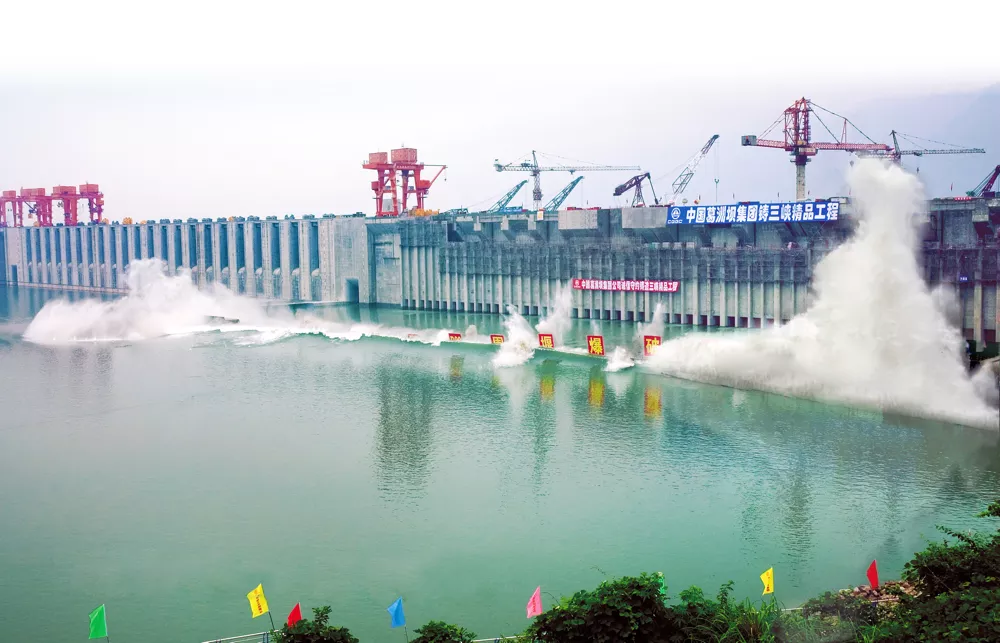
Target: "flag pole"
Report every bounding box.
[403,625,409,643]
[268,612,276,632]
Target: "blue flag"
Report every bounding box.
[387,597,405,628]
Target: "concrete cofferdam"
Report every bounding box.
[2,195,999,345]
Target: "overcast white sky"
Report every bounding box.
[2,0,998,220]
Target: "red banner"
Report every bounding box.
[587,335,605,356]
[538,333,554,349]
[643,335,661,357]
[448,332,462,341]
[572,278,679,293]
[490,334,505,344]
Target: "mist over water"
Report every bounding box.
[646,160,998,430]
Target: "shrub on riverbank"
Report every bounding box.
[283,500,1000,642]
[411,620,477,643]
[271,606,359,643]
[874,499,1000,641]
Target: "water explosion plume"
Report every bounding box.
[645,159,998,430]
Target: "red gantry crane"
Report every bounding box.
[363,148,446,217]
[741,97,891,200]
[0,184,104,227]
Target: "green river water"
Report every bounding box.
[1,285,999,642]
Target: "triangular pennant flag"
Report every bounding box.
[526,586,543,618]
[387,597,405,628]
[88,604,108,639]
[867,560,879,588]
[287,603,303,627]
[760,567,774,595]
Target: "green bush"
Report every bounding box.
[270,606,359,643]
[411,620,477,643]
[525,572,682,642]
[876,499,1000,642]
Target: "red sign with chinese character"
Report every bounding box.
[490,334,505,344]
[572,278,679,293]
[448,332,462,341]
[643,335,661,357]
[587,335,605,356]
[538,333,554,349]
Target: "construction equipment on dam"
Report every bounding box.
[0,185,105,228]
[363,148,447,217]
[493,150,640,210]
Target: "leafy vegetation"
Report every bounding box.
[875,499,1000,642]
[270,606,359,643]
[411,620,477,643]
[274,500,1000,642]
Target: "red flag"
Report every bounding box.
[867,560,879,588]
[526,586,543,618]
[287,603,303,627]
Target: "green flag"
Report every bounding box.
[89,604,108,639]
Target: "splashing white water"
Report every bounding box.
[492,305,538,367]
[604,346,635,372]
[645,160,998,430]
[536,286,574,347]
[22,259,491,349]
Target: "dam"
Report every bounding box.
[2,195,999,346]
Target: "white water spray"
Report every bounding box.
[645,160,998,430]
[536,286,574,347]
[22,259,490,349]
[492,305,539,367]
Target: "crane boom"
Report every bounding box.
[487,180,528,214]
[856,130,985,162]
[494,150,640,209]
[968,165,1000,198]
[543,176,584,212]
[667,134,719,204]
[613,173,657,207]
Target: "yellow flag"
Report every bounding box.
[247,584,269,618]
[760,568,774,595]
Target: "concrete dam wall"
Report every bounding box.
[2,195,999,345]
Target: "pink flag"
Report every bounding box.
[526,586,543,618]
[867,560,879,588]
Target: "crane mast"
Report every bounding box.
[741,98,891,200]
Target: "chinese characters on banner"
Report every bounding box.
[666,201,840,225]
[448,332,461,341]
[587,335,605,356]
[572,279,679,293]
[643,335,661,356]
[538,333,555,349]
[490,334,505,344]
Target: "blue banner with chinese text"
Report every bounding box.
[665,201,841,225]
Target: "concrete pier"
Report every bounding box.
[2,195,999,345]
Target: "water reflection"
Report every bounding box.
[372,364,435,499]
